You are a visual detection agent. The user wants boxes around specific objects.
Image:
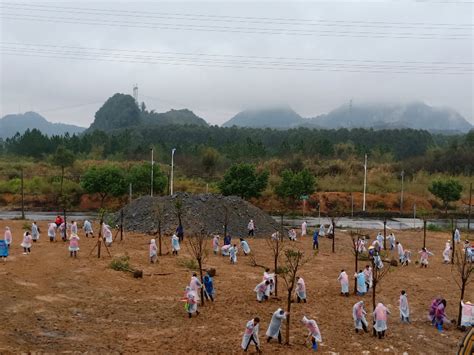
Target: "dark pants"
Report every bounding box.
[297,295,307,303]
[248,229,254,236]
[267,331,282,344]
[244,334,259,352]
[178,233,184,242]
[313,240,319,250]
[23,247,31,253]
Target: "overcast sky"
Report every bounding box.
[1,0,472,127]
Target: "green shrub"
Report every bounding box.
[177,258,199,270]
[427,223,443,232]
[110,255,132,272]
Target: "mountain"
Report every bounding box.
[143,109,208,127]
[222,107,304,129]
[307,102,472,132]
[0,112,85,139]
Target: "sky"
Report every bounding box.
[0,0,473,127]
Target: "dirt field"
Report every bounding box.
[0,219,471,354]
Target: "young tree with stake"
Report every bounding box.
[351,231,364,295]
[371,254,391,315]
[266,227,286,297]
[452,249,473,328]
[187,230,208,306]
[280,248,306,345]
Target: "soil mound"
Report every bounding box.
[116,192,281,237]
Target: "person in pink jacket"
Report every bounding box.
[68,233,80,258]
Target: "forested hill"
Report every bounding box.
[0,112,85,139]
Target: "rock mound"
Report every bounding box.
[116,192,280,237]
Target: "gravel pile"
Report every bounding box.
[115,192,281,237]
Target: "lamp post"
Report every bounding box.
[150,147,154,197]
[362,154,367,212]
[400,170,405,214]
[170,148,176,195]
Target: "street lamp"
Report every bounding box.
[400,170,405,214]
[150,146,154,197]
[362,154,367,212]
[170,148,176,195]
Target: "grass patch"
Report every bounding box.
[110,255,133,272]
[427,224,443,232]
[177,257,199,270]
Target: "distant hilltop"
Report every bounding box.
[0,111,85,139]
[2,95,472,139]
[222,101,472,133]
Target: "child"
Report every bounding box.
[103,225,113,247]
[4,227,12,249]
[312,229,319,250]
[68,233,80,258]
[442,241,452,263]
[21,231,32,254]
[149,239,157,263]
[48,223,56,242]
[71,221,78,235]
[31,221,40,242]
[184,286,199,318]
[171,233,180,256]
[355,270,367,296]
[419,247,434,268]
[399,290,410,323]
[0,238,8,261]
[302,316,322,351]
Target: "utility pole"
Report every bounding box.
[423,219,427,248]
[413,204,416,228]
[20,168,25,219]
[362,154,367,212]
[400,170,405,215]
[129,183,132,204]
[351,192,354,217]
[383,218,387,250]
[170,148,176,195]
[150,147,154,197]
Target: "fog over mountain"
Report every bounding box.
[0,112,85,139]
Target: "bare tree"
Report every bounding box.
[371,253,391,313]
[350,230,364,295]
[186,230,208,305]
[280,248,306,345]
[266,229,286,297]
[153,201,165,256]
[452,248,474,327]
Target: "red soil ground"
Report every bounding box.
[0,219,472,354]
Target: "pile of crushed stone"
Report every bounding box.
[115,192,281,237]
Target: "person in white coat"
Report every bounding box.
[443,240,452,263]
[255,280,270,302]
[47,223,56,242]
[103,224,113,247]
[241,317,260,352]
[184,286,199,318]
[240,238,251,256]
[302,316,322,351]
[454,228,461,243]
[31,222,40,242]
[337,269,349,296]
[296,276,307,303]
[352,300,369,333]
[301,221,307,237]
[396,242,405,264]
[373,303,390,339]
[171,233,180,256]
[229,244,238,264]
[399,290,410,323]
[266,308,287,344]
[83,219,94,237]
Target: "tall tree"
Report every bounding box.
[218,163,269,200]
[187,231,208,305]
[275,168,316,209]
[81,165,127,207]
[51,145,75,198]
[127,162,167,196]
[428,179,463,215]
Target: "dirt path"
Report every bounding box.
[0,219,471,353]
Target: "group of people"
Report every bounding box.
[241,313,322,352]
[183,271,215,318]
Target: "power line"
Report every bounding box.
[1,49,471,75]
[2,2,472,29]
[1,41,471,66]
[1,13,470,40]
[1,45,471,72]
